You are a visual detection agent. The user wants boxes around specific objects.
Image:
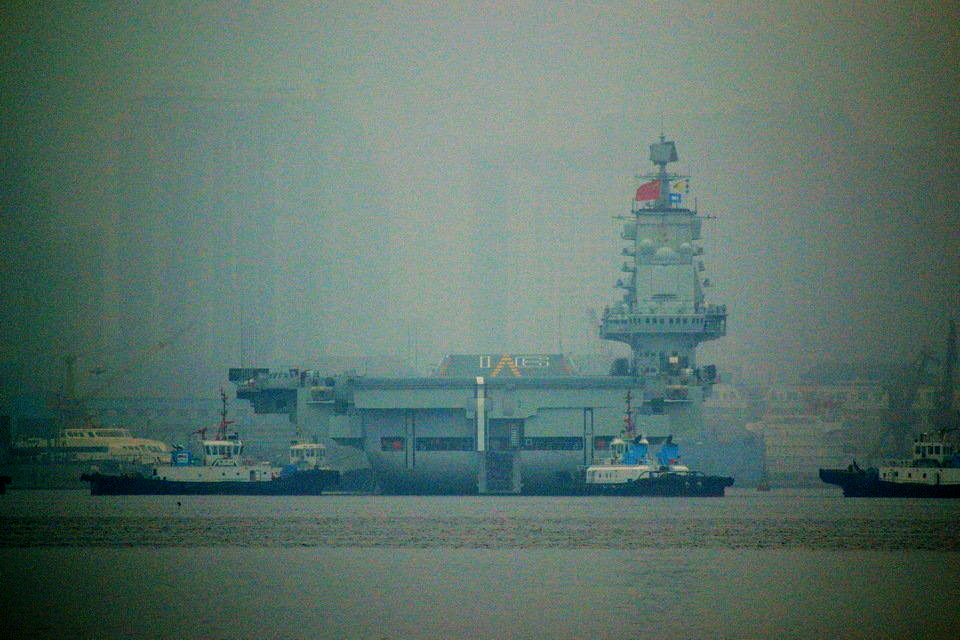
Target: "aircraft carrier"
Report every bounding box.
[232,136,758,494]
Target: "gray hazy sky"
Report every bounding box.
[2,1,958,396]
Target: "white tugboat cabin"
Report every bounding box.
[876,431,960,487]
[152,390,278,483]
[289,441,327,470]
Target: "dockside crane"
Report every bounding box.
[54,319,196,432]
[933,319,958,431]
[876,320,958,458]
[876,350,938,458]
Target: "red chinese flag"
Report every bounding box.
[634,179,661,201]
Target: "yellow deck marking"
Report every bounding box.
[490,355,522,377]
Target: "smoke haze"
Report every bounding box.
[2,1,958,397]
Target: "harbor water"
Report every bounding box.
[2,488,959,639]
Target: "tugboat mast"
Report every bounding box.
[215,387,234,441]
[623,390,636,438]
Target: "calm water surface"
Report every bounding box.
[1,488,959,639]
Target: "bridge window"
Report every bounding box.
[593,436,616,450]
[381,437,406,451]
[414,437,473,451]
[522,437,583,450]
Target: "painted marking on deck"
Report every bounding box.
[490,355,522,377]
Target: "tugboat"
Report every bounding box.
[81,390,340,495]
[821,319,960,497]
[579,392,734,496]
[819,430,960,497]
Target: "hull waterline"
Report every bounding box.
[80,468,340,496]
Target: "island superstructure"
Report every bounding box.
[231,136,737,494]
[601,136,726,435]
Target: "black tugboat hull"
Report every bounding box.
[80,468,340,496]
[819,468,960,498]
[579,473,734,497]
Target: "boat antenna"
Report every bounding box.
[215,387,234,440]
[623,390,636,438]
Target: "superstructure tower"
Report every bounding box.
[600,137,726,432]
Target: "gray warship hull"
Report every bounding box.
[232,370,759,495]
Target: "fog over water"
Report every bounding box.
[2,1,958,397]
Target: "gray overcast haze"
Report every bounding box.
[2,0,958,398]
